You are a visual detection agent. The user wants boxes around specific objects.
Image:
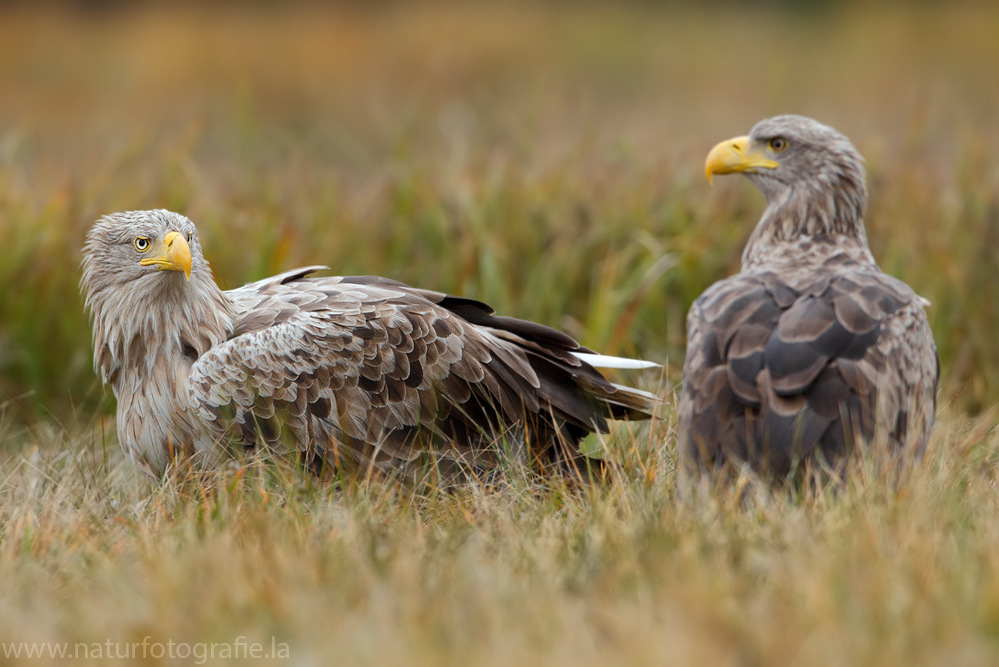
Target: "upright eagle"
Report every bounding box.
[82,210,657,481]
[680,115,938,483]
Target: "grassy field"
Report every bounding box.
[0,408,998,666]
[2,3,999,665]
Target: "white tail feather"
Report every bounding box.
[571,351,660,370]
[610,383,660,401]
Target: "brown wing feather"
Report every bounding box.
[189,274,655,477]
[679,267,938,480]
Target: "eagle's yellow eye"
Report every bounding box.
[134,237,151,252]
[768,138,788,152]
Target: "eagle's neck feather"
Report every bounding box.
[89,272,235,477]
[742,173,874,271]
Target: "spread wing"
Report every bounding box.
[679,267,938,478]
[188,269,655,475]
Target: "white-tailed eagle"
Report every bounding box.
[82,210,658,481]
[680,115,938,484]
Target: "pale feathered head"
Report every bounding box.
[82,209,201,289]
[704,115,873,271]
[705,115,868,242]
[81,210,232,384]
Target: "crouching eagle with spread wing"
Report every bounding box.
[680,115,938,485]
[82,210,658,481]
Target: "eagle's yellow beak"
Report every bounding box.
[140,231,192,281]
[705,136,780,185]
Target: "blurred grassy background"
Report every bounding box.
[3,5,999,666]
[1,1,998,424]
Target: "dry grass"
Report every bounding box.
[1,409,999,666]
[2,3,999,665]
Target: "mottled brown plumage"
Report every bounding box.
[82,210,657,481]
[681,116,938,484]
